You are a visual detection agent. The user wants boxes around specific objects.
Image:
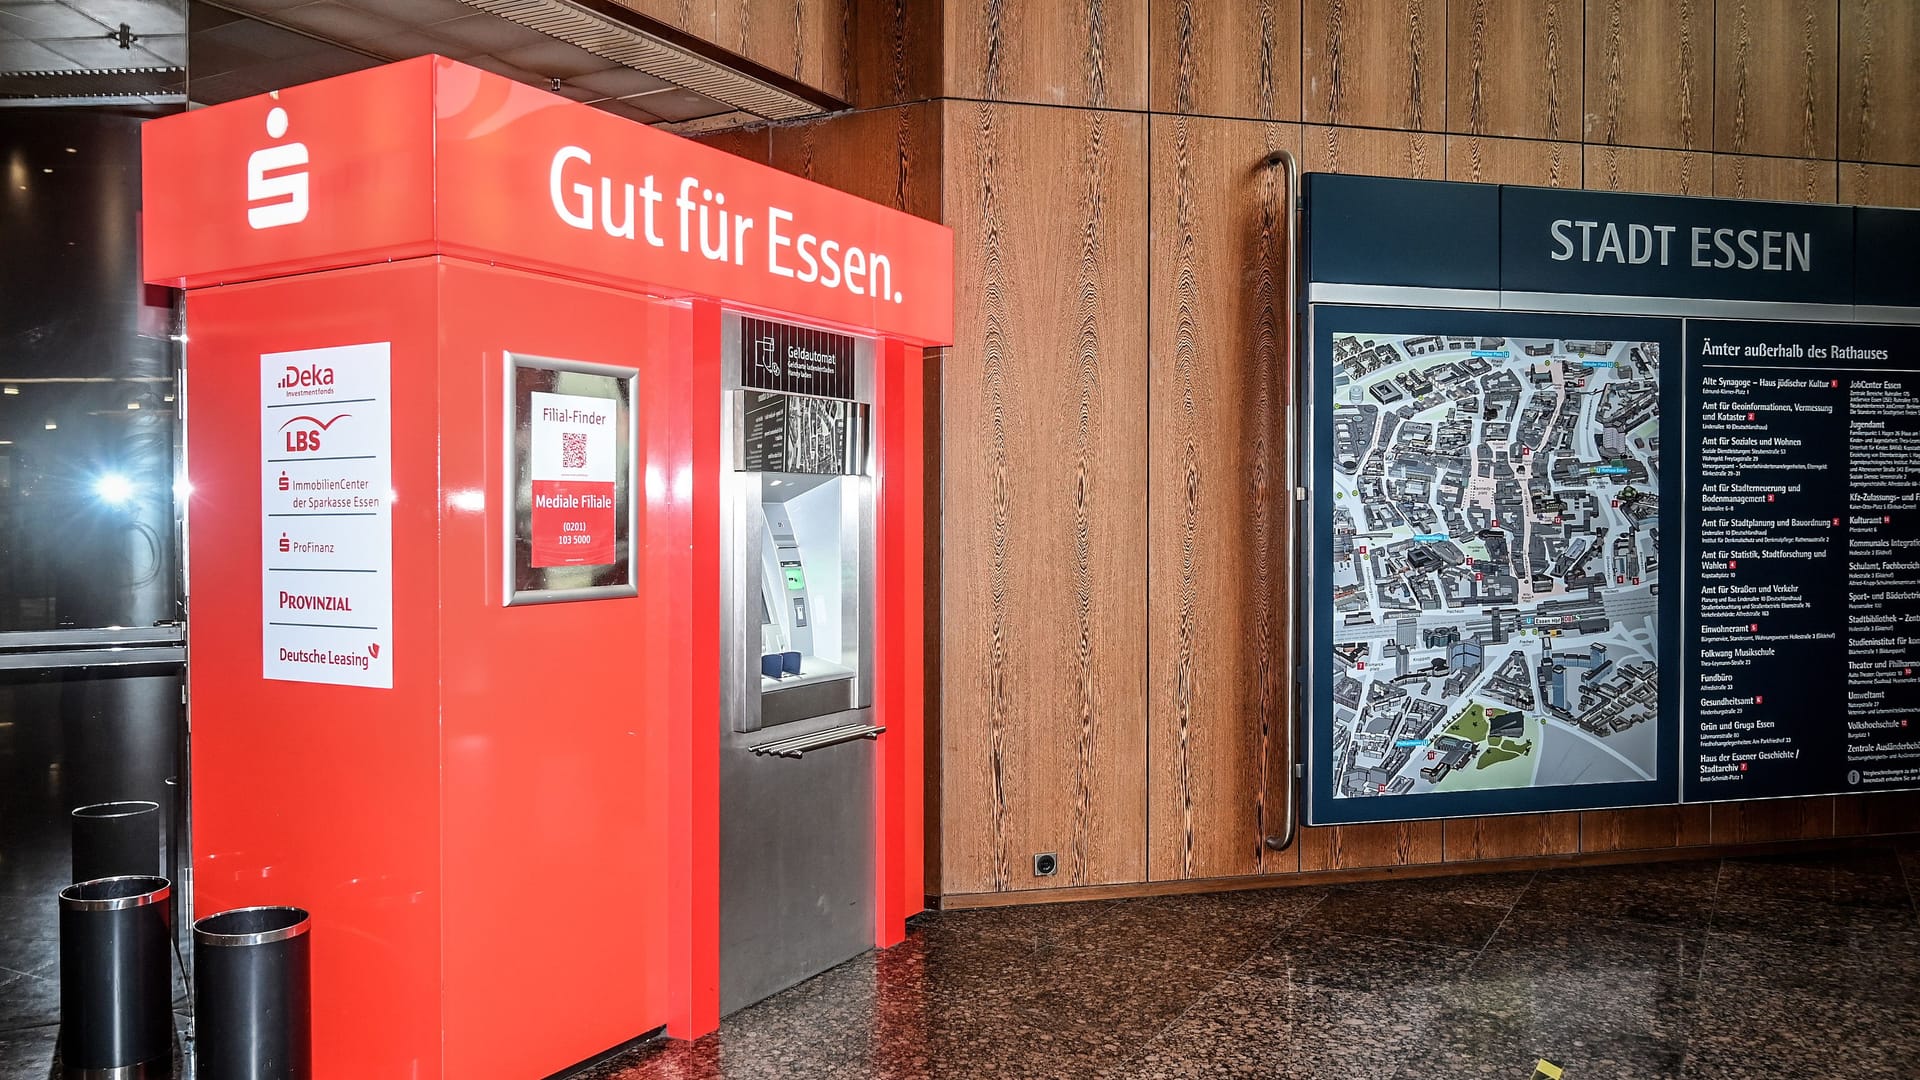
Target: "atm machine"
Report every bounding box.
[718,313,880,1013]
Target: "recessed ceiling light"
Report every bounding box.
[126,402,140,410]
[2,387,17,395]
[44,421,57,430]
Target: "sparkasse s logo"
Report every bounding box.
[247,106,309,230]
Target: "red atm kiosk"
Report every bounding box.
[142,57,951,1078]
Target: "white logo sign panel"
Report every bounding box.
[260,342,393,688]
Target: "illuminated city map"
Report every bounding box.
[1329,332,1661,799]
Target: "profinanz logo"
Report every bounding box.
[247,106,309,230]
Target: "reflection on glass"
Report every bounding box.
[0,110,182,633]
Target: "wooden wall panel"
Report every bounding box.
[1301,125,1443,178]
[691,125,772,166]
[1833,791,1920,836]
[1444,813,1581,861]
[1446,136,1580,186]
[617,0,851,100]
[1302,0,1445,131]
[1447,0,1581,140]
[1297,820,1445,871]
[1146,116,1299,882]
[1714,0,1838,159]
[1584,0,1711,149]
[768,103,943,220]
[1712,799,1835,844]
[1580,807,1714,852]
[1840,0,1920,166]
[1841,161,1920,208]
[1713,154,1839,203]
[939,101,1149,894]
[845,0,943,108]
[1583,145,1711,194]
[944,0,1148,110]
[1148,0,1303,120]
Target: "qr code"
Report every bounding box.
[561,431,587,470]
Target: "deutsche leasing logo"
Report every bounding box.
[247,106,309,230]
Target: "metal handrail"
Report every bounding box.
[1261,147,1302,855]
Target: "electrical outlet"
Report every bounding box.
[1033,852,1057,877]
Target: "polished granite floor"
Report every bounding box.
[2,843,1916,1078]
[571,842,1920,1080]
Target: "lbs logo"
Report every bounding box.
[247,106,309,230]
[279,413,349,453]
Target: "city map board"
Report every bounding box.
[1308,307,1682,825]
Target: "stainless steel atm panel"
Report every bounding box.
[718,313,878,1016]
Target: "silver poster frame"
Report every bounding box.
[501,351,640,607]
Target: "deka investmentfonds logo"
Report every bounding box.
[247,106,309,230]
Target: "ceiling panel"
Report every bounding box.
[623,84,729,122]
[0,3,113,39]
[352,27,473,59]
[418,12,529,54]
[175,0,825,129]
[0,37,71,67]
[493,37,621,79]
[271,0,404,44]
[43,35,167,65]
[561,62,665,99]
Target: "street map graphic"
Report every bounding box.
[1329,332,1661,801]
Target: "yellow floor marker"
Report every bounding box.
[1532,1061,1564,1079]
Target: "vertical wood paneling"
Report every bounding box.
[619,0,851,100]
[768,103,944,220]
[1444,813,1581,861]
[1446,136,1580,186]
[692,125,773,167]
[1584,0,1711,149]
[1297,820,1445,871]
[1711,799,1834,844]
[1583,145,1712,194]
[1715,0,1839,158]
[1833,791,1920,836]
[1713,154,1839,203]
[1841,162,1920,207]
[1840,0,1920,166]
[1148,0,1303,119]
[1447,0,1581,140]
[944,0,1149,110]
[846,0,944,107]
[1580,807,1679,852]
[1302,0,1445,130]
[1147,116,1299,881]
[1301,125,1443,178]
[940,101,1149,894]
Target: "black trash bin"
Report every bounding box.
[58,876,175,1077]
[194,907,312,1080]
[71,801,161,883]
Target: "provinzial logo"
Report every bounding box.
[247,106,309,230]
